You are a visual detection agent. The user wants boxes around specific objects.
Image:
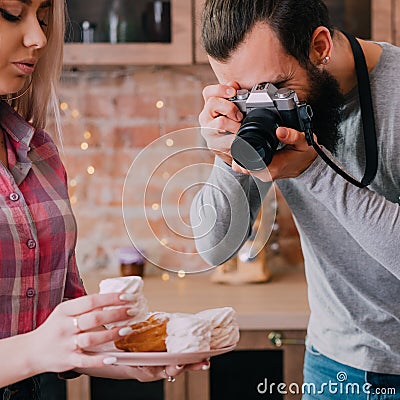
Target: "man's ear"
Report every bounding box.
[309,26,333,66]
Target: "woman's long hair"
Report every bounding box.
[11,0,65,134]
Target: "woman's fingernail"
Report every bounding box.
[236,111,243,121]
[226,88,235,96]
[126,309,136,316]
[175,364,184,370]
[202,362,210,371]
[103,357,117,365]
[118,327,132,336]
[119,293,135,301]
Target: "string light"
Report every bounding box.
[60,102,69,111]
[161,273,170,281]
[156,100,164,109]
[69,178,77,187]
[71,109,80,118]
[152,203,160,211]
[178,270,186,278]
[166,138,174,147]
[87,165,95,175]
[70,195,77,204]
[80,142,89,150]
[84,130,92,139]
[160,238,168,246]
[162,172,170,180]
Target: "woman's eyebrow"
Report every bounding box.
[14,0,51,7]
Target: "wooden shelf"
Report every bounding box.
[64,0,193,65]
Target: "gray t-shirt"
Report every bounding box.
[191,42,400,374]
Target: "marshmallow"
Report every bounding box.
[99,276,148,328]
[166,314,212,353]
[196,307,240,349]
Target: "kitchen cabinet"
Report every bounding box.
[64,0,193,65]
[67,265,309,400]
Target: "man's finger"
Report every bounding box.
[276,127,309,151]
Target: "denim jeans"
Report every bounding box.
[303,344,400,400]
[0,373,66,400]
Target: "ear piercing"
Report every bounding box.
[321,56,330,65]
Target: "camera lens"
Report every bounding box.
[231,108,281,170]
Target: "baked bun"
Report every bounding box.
[114,313,169,352]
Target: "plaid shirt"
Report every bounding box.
[0,101,85,339]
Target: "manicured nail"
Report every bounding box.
[202,363,210,371]
[226,88,235,96]
[118,327,133,336]
[126,309,136,316]
[119,293,136,301]
[103,357,117,365]
[175,364,184,370]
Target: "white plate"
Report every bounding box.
[85,343,237,366]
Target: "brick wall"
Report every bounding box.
[52,65,303,275]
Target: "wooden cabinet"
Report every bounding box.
[371,0,400,44]
[67,330,306,400]
[64,0,193,65]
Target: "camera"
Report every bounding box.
[229,82,313,170]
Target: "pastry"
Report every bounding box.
[99,276,148,329]
[166,313,212,353]
[114,313,169,352]
[196,307,240,349]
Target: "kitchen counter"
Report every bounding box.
[82,263,309,330]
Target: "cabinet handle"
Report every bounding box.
[267,331,305,347]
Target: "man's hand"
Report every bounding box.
[199,81,243,165]
[232,127,318,182]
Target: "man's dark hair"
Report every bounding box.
[201,0,334,67]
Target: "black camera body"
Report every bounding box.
[229,82,313,170]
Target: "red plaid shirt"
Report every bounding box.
[0,101,85,339]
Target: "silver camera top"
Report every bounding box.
[230,82,300,114]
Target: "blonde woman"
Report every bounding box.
[0,0,207,397]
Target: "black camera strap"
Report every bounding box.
[304,31,378,188]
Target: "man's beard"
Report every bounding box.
[305,65,345,154]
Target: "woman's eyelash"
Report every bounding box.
[0,8,48,27]
[0,8,21,22]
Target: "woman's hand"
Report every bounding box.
[76,360,210,382]
[28,293,137,375]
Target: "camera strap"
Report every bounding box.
[304,31,378,188]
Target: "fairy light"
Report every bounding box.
[84,130,92,139]
[71,109,80,118]
[166,138,174,147]
[70,195,77,204]
[87,165,95,175]
[80,142,89,150]
[60,102,69,111]
[160,238,168,246]
[178,270,186,278]
[162,172,170,180]
[161,273,170,281]
[156,100,164,109]
[69,178,77,187]
[152,203,160,211]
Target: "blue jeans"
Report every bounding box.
[303,345,400,399]
[0,373,66,400]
